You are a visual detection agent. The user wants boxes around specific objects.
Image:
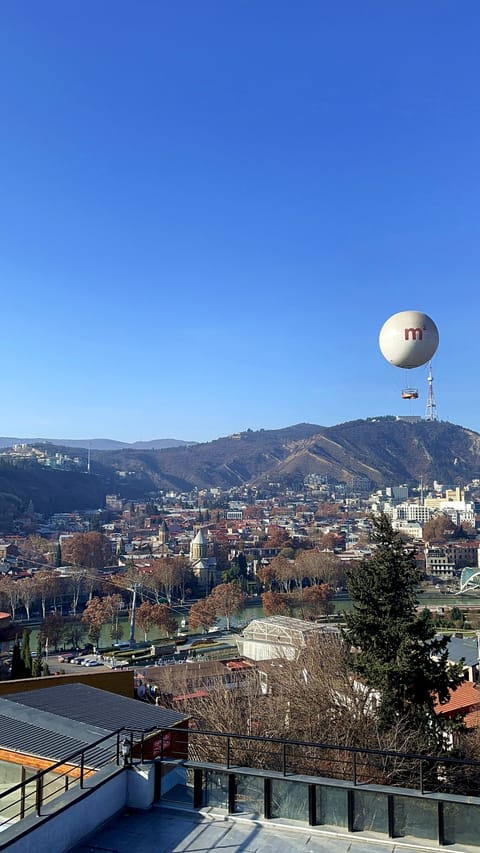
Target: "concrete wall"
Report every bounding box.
[0,765,133,853]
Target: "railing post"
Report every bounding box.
[438,801,445,846]
[283,742,287,776]
[226,736,230,769]
[193,768,203,809]
[353,750,357,786]
[387,793,394,838]
[35,775,43,816]
[80,752,85,789]
[228,773,235,814]
[419,758,424,794]
[264,777,271,819]
[20,767,25,820]
[308,784,316,826]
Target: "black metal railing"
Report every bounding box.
[163,727,480,797]
[0,728,128,830]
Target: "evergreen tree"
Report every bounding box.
[344,513,465,746]
[54,541,62,568]
[10,638,24,679]
[20,630,32,678]
[32,634,43,677]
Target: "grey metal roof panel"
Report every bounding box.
[0,713,90,761]
[2,683,187,733]
[446,636,479,667]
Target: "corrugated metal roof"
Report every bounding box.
[2,683,187,734]
[0,713,93,762]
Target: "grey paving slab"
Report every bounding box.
[69,805,466,853]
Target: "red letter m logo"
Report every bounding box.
[404,327,423,341]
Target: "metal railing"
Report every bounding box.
[165,727,480,797]
[0,728,129,829]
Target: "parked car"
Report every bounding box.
[83,659,102,667]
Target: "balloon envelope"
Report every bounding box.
[379,310,439,369]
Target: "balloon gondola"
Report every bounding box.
[379,310,439,400]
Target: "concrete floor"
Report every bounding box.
[70,804,470,853]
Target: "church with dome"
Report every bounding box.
[189,528,219,591]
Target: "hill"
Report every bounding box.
[0,437,195,450]
[90,418,480,492]
[0,419,479,525]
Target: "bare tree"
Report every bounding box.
[0,576,21,619]
[208,582,246,630]
[68,567,87,615]
[17,577,36,620]
[33,571,57,619]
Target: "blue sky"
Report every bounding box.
[1,2,479,443]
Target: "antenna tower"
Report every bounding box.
[425,362,437,421]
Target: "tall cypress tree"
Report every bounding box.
[20,630,32,678]
[10,638,24,679]
[32,634,43,678]
[344,513,465,745]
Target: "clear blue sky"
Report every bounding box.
[1,2,479,443]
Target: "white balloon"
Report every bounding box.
[379,311,439,369]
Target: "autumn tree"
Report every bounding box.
[41,613,66,652]
[296,548,344,590]
[136,602,156,641]
[261,590,294,617]
[82,596,107,650]
[256,562,276,591]
[300,583,333,618]
[19,535,51,565]
[103,593,124,641]
[208,582,246,630]
[345,513,465,747]
[188,598,216,634]
[422,514,459,543]
[152,603,178,638]
[268,555,294,593]
[61,532,112,569]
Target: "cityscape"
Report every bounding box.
[2,2,480,851]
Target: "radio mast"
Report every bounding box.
[425,362,437,421]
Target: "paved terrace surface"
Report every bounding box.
[71,804,473,853]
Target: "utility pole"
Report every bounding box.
[129,583,137,646]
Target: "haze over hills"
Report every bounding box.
[0,437,195,451]
[0,418,479,523]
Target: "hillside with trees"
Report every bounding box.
[0,419,479,520]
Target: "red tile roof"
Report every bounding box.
[435,681,480,718]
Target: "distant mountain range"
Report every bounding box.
[0,418,479,524]
[0,437,195,451]
[88,418,479,493]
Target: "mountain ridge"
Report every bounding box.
[0,419,479,525]
[0,437,195,451]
